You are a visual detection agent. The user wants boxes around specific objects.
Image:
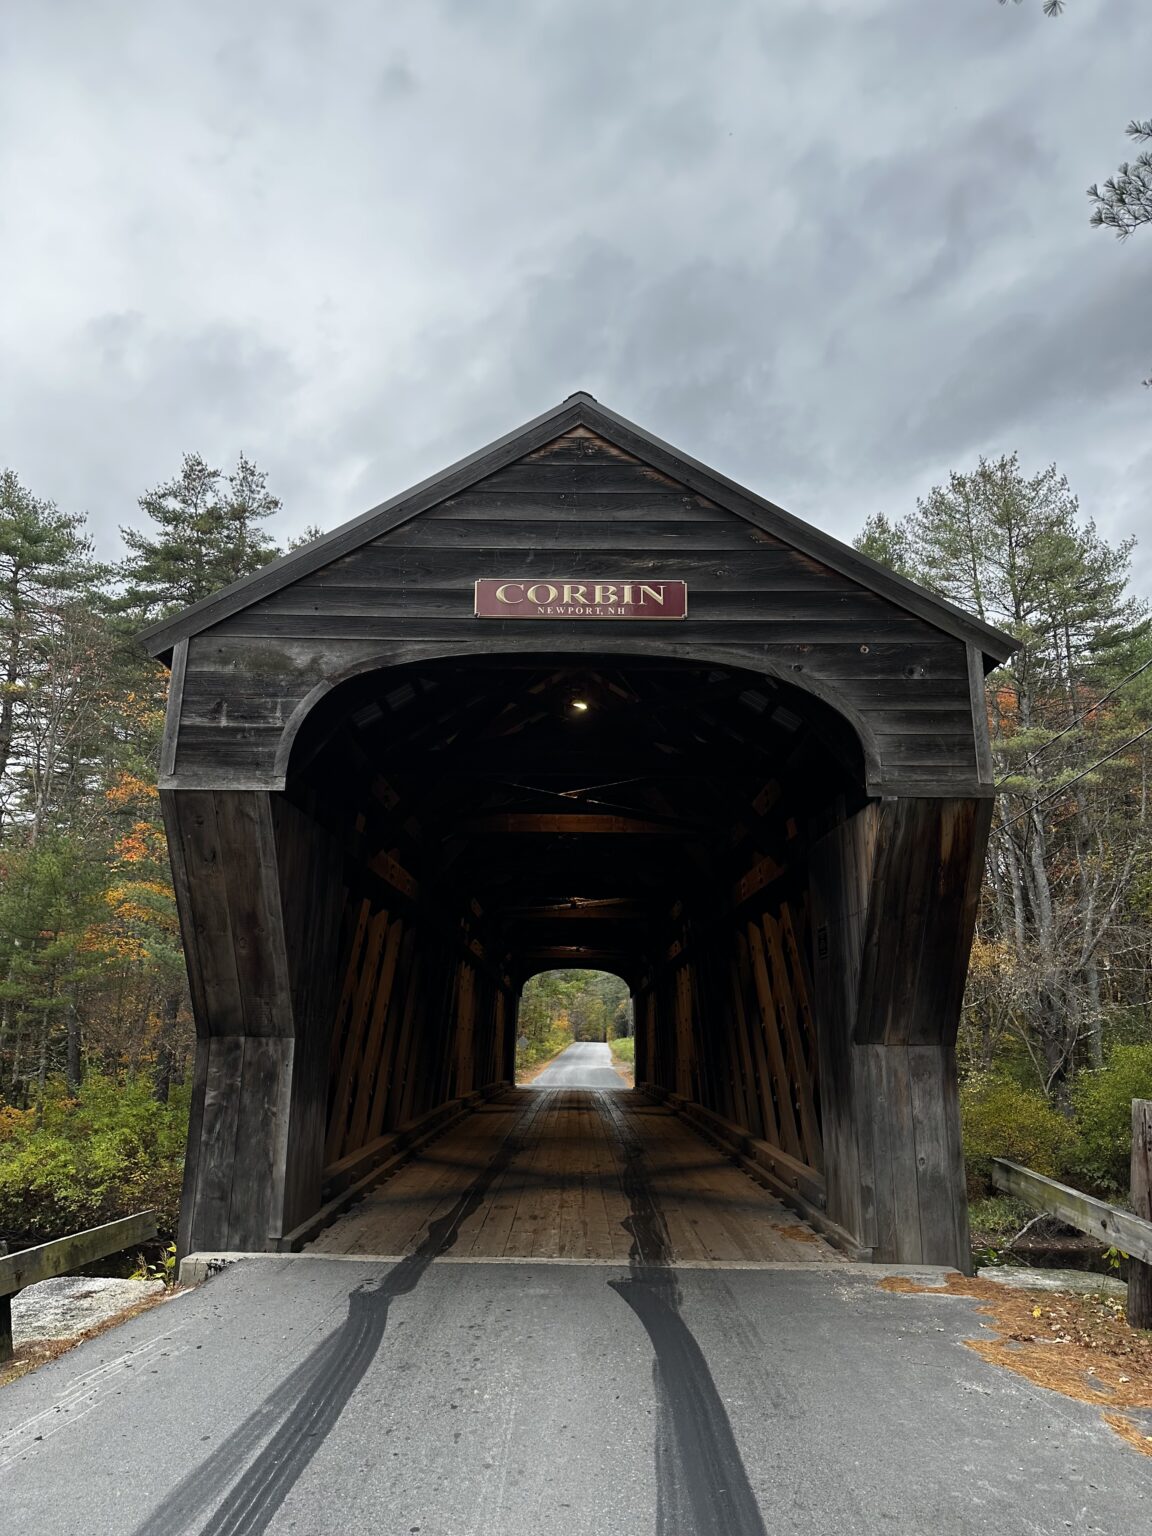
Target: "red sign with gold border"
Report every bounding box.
[474,579,687,620]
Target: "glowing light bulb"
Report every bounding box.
[571,699,589,712]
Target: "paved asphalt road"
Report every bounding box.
[530,1039,624,1088]
[1,1044,1148,1536]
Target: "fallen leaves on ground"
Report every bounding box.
[880,1272,1152,1455]
[771,1223,820,1245]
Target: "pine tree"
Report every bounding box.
[0,470,100,835]
[113,452,282,1094]
[119,452,281,620]
[1089,119,1152,240]
[857,454,1152,1089]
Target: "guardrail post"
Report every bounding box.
[0,1212,159,1364]
[0,1241,10,1363]
[1130,1099,1152,1330]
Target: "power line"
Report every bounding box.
[997,722,1152,832]
[995,654,1152,786]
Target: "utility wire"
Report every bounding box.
[995,653,1152,785]
[996,721,1152,832]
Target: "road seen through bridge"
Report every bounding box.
[0,1048,1148,1534]
[529,1039,625,1089]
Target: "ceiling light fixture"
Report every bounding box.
[571,699,590,713]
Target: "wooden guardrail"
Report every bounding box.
[992,1099,1152,1328]
[0,1210,158,1362]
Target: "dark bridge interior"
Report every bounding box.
[291,653,865,992]
[285,655,865,1182]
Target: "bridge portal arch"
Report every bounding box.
[144,394,1014,1268]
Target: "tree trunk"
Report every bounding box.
[35,1005,50,1118]
[1084,956,1104,1069]
[65,997,83,1094]
[152,990,181,1104]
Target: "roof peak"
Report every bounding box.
[139,393,1017,664]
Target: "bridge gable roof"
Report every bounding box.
[139,392,1017,664]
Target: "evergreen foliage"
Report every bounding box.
[858,454,1152,1092]
[1089,119,1152,240]
[119,452,280,619]
[0,447,282,1205]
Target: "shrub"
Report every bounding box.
[515,1024,572,1076]
[609,1037,635,1066]
[960,1074,1073,1198]
[0,1072,188,1243]
[1069,1045,1152,1197]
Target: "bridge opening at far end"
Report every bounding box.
[514,969,633,1087]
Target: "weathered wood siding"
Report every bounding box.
[164,430,987,797]
[807,799,989,1266]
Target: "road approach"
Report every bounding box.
[1,1045,1148,1535]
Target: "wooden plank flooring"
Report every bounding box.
[308,1088,843,1263]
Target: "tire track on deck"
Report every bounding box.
[135,1089,555,1536]
[598,1091,768,1536]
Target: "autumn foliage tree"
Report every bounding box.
[0,452,282,1132]
[858,454,1152,1094]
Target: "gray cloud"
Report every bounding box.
[1,0,1148,590]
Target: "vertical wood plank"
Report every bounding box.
[779,900,819,1093]
[810,806,878,1248]
[674,965,693,1098]
[762,913,822,1170]
[273,797,345,1235]
[176,1033,211,1258]
[734,934,780,1148]
[455,961,477,1097]
[211,792,294,1038]
[725,950,766,1141]
[1129,1100,1152,1328]
[325,908,389,1163]
[866,1043,923,1264]
[327,899,372,1079]
[389,946,425,1127]
[492,990,508,1085]
[190,1036,246,1248]
[228,1036,293,1248]
[345,917,406,1153]
[908,1044,969,1268]
[365,924,419,1141]
[158,639,188,780]
[745,920,802,1159]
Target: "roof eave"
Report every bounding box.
[139,390,1019,665]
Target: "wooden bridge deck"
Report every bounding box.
[307,1087,842,1264]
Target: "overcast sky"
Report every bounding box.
[2,0,1149,591]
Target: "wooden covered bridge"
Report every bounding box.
[143,395,1014,1272]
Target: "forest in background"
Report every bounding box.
[0,453,280,1240]
[1,447,1150,1244]
[856,456,1152,1209]
[514,969,632,1077]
